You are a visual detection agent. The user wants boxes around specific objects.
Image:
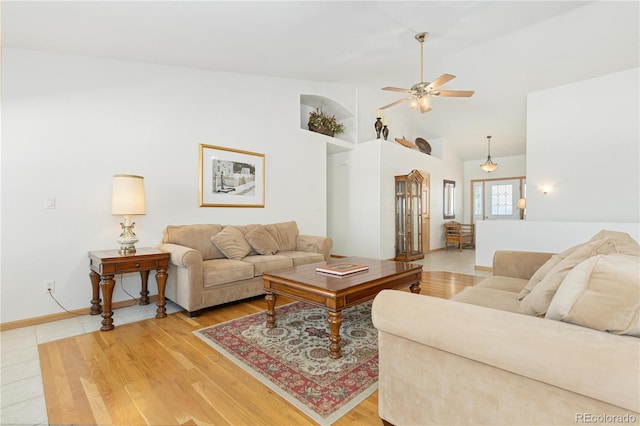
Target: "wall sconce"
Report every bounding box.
[112,174,146,254]
[541,184,553,195]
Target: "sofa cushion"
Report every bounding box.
[546,254,640,336]
[210,226,252,260]
[163,224,224,260]
[243,254,293,276]
[264,221,299,252]
[452,287,521,313]
[245,225,279,255]
[202,258,254,288]
[518,238,619,317]
[476,276,529,294]
[277,250,325,267]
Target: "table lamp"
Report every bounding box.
[516,198,526,220]
[112,174,146,254]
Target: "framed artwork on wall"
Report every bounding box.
[199,144,265,207]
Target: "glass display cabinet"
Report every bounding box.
[395,170,424,261]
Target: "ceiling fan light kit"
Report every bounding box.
[380,32,474,114]
[480,136,499,172]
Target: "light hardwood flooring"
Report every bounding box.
[1,251,482,425]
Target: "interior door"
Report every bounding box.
[483,179,521,220]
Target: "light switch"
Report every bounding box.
[44,197,56,209]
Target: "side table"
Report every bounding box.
[88,247,170,331]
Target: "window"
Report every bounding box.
[491,184,513,216]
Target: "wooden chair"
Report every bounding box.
[444,221,475,252]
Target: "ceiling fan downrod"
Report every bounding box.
[415,32,428,83]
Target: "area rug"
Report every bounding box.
[193,301,378,425]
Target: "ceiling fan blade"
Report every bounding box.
[428,73,456,89]
[382,87,412,93]
[432,90,475,97]
[379,97,412,110]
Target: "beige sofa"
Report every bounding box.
[373,230,640,425]
[157,221,332,316]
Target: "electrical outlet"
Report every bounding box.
[44,280,55,293]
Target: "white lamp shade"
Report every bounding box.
[112,174,146,215]
[516,198,526,209]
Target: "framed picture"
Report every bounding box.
[199,144,265,207]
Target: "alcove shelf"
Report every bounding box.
[300,94,355,149]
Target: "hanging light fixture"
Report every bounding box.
[480,136,498,172]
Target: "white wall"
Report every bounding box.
[327,138,464,259]
[526,68,639,222]
[1,48,355,324]
[475,68,640,267]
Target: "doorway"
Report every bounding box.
[472,177,525,223]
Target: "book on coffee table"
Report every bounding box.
[315,262,369,276]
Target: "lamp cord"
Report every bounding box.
[47,275,138,316]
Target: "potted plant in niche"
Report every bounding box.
[308,108,345,137]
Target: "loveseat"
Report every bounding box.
[373,230,640,425]
[157,221,332,316]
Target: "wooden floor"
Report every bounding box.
[39,271,477,425]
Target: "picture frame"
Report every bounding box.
[199,144,265,207]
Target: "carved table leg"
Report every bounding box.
[409,281,421,294]
[155,267,167,318]
[328,311,343,359]
[100,274,115,331]
[265,291,278,329]
[89,270,102,315]
[139,270,150,305]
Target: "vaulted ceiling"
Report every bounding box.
[3,1,639,160]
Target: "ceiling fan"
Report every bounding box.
[380,32,474,113]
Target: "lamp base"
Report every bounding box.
[117,218,138,255]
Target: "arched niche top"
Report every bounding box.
[300,94,353,120]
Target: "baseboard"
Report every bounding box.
[475,265,492,272]
[0,295,159,331]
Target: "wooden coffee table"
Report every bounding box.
[263,256,422,359]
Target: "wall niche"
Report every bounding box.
[300,94,355,151]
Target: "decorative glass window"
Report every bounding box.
[491,184,513,215]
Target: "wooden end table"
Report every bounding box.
[88,248,170,331]
[263,256,422,359]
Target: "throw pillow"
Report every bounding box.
[517,254,562,300]
[518,238,618,317]
[245,225,279,255]
[589,229,637,243]
[546,254,640,337]
[264,221,299,252]
[210,226,252,260]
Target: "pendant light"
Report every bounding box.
[480,136,498,172]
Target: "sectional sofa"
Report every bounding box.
[157,221,332,316]
[373,230,640,425]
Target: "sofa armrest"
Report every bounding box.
[157,243,203,268]
[296,234,333,260]
[492,250,554,279]
[372,290,640,414]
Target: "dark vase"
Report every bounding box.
[382,125,389,140]
[374,117,383,139]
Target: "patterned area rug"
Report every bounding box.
[193,301,378,425]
